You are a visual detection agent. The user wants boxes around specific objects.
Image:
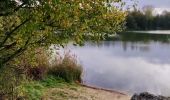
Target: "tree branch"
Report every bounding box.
[0,42,17,51]
[0,18,30,48]
[1,36,31,66]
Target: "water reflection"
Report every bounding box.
[68,40,170,96]
[118,32,170,43]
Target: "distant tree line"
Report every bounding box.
[126,6,170,30]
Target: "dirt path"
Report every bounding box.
[42,85,131,100]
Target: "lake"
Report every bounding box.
[67,31,170,96]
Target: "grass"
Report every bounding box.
[22,75,78,100]
[23,76,61,99]
[22,83,44,100]
[49,50,82,82]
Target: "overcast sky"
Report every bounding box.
[137,0,170,14]
[138,0,170,8]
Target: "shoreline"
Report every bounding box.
[80,84,128,96]
[43,82,131,100]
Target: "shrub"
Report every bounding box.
[49,50,82,82]
[0,48,50,99]
[16,48,50,80]
[26,66,48,80]
[0,65,26,100]
[0,48,83,99]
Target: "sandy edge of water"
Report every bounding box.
[43,83,131,100]
[81,84,131,100]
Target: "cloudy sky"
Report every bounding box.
[138,0,170,8]
[138,0,170,14]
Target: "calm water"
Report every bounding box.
[68,32,170,96]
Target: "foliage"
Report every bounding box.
[0,47,50,99]
[12,47,50,80]
[0,0,127,66]
[0,65,26,99]
[126,6,170,30]
[49,50,82,82]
